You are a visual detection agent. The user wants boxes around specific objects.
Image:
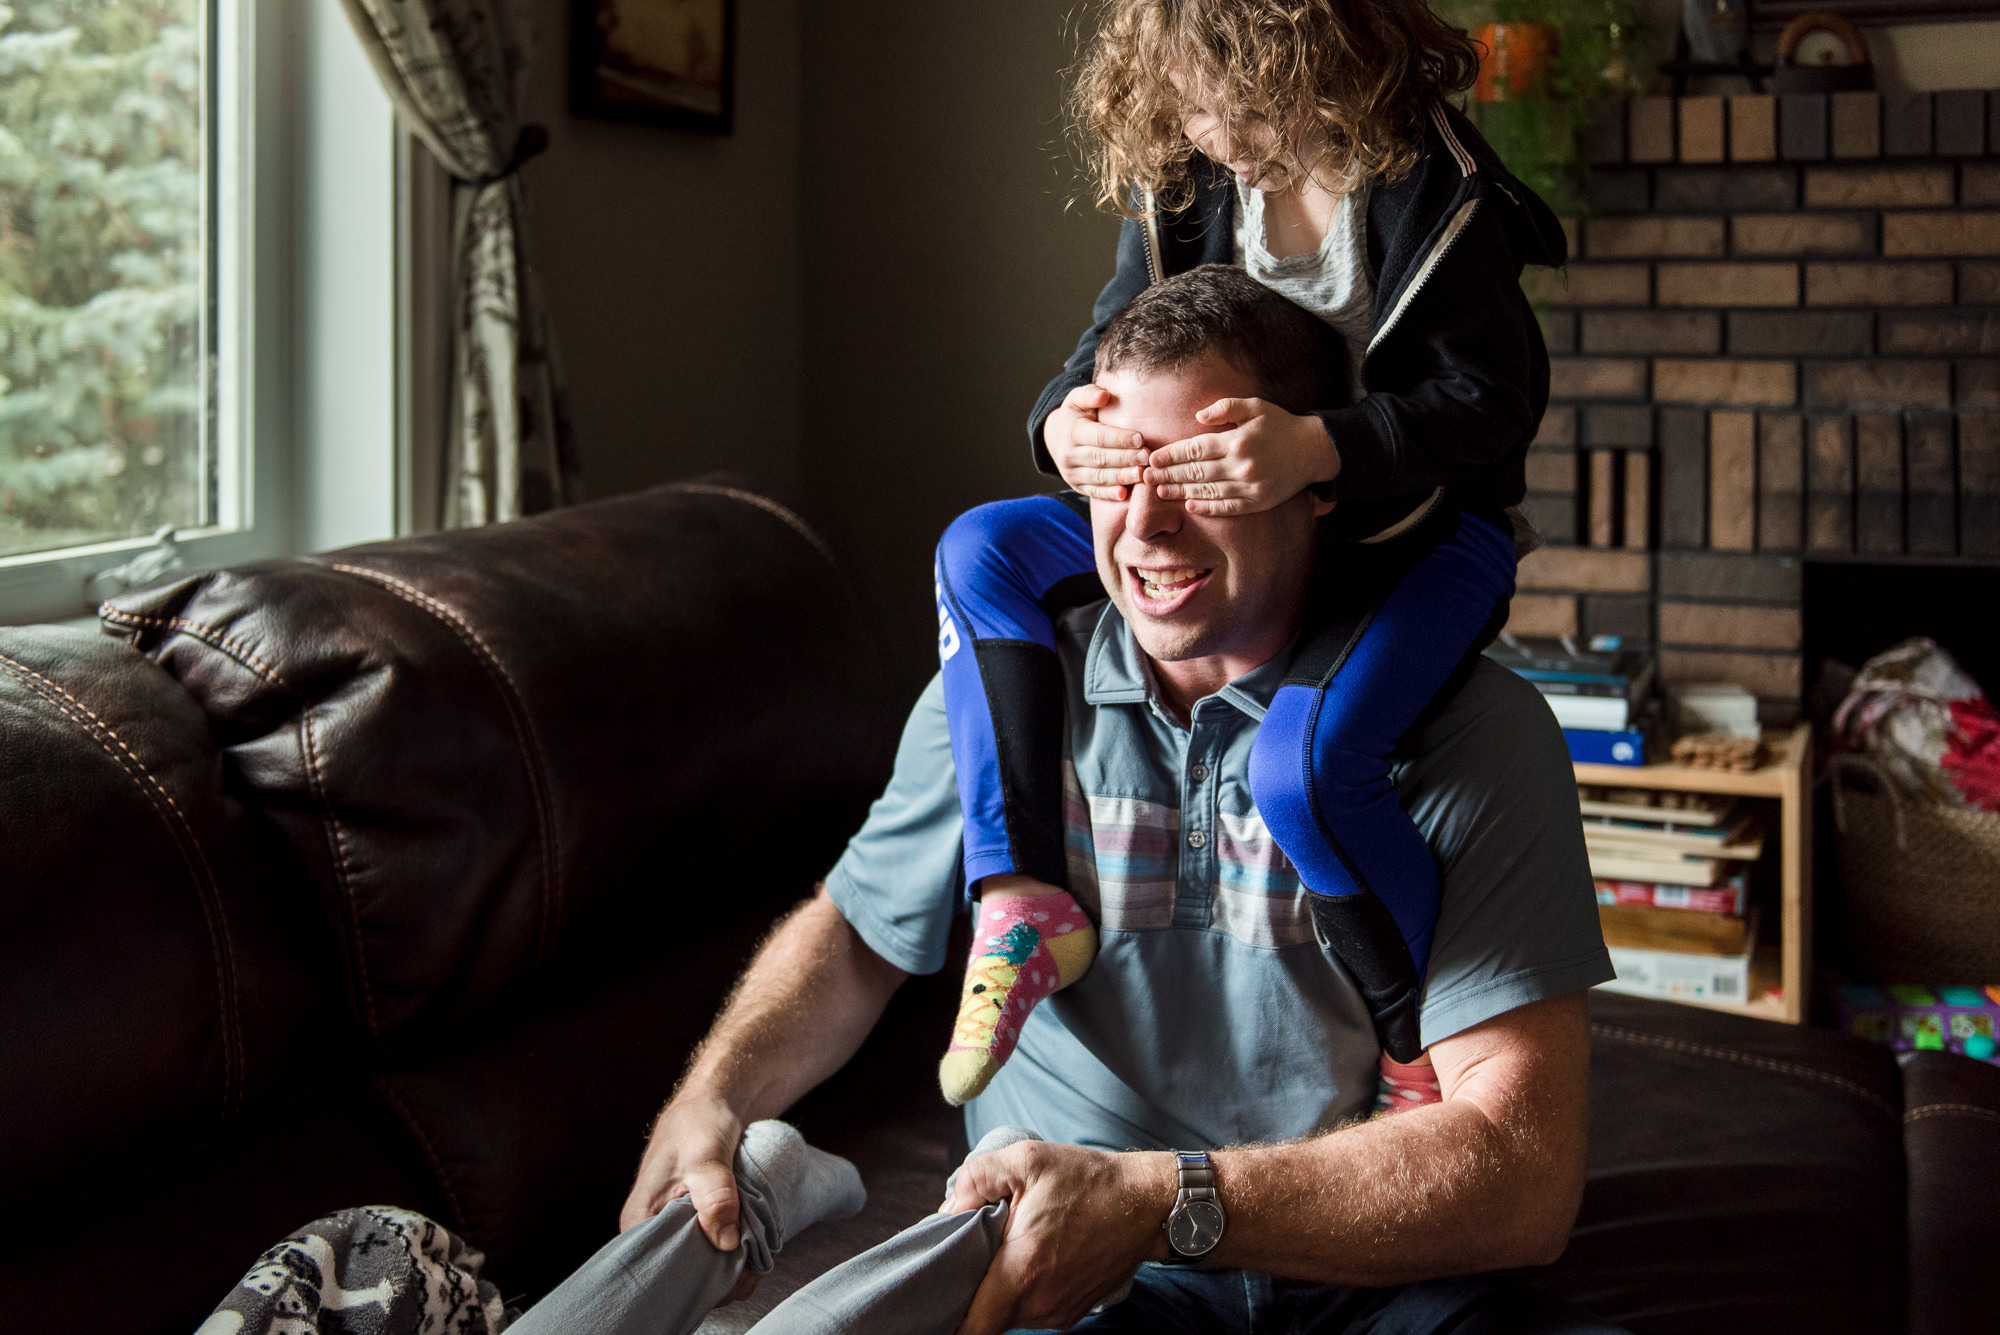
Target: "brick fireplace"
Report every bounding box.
[1510,89,2000,721]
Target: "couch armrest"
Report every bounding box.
[104,478,895,1051]
[1901,1050,2000,1335]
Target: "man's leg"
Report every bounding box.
[1275,1272,1632,1335]
[1009,1265,1245,1335]
[505,1122,865,1335]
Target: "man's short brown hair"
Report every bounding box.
[1093,265,1350,414]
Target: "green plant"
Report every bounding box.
[0,0,202,557]
[1439,0,1646,217]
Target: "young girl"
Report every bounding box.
[934,0,1567,1110]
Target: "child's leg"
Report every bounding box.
[940,880,1097,1105]
[1249,511,1517,1066]
[934,495,1098,889]
[934,497,1102,1106]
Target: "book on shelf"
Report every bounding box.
[1548,693,1637,731]
[1598,910,1760,1005]
[1588,848,1727,885]
[1596,876,1750,915]
[1493,636,1658,734]
[1583,817,1764,861]
[1564,726,1646,766]
[1598,901,1752,955]
[1578,787,1735,826]
[1486,634,1648,686]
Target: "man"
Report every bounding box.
[621,267,1619,1334]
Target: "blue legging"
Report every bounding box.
[934,496,1517,1061]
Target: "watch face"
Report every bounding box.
[1168,1199,1226,1256]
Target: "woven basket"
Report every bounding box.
[1830,753,2000,981]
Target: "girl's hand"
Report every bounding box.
[1046,384,1147,501]
[1147,398,1340,515]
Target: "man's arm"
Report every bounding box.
[620,885,908,1244]
[947,991,1592,1335]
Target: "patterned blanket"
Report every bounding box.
[197,1206,511,1335]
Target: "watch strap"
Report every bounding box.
[1162,1150,1223,1264]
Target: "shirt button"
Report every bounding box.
[1191,763,1209,783]
[1187,829,1207,849]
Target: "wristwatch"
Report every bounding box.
[1161,1150,1225,1264]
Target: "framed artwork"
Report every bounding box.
[572,0,734,133]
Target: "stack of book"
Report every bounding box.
[1485,634,1656,766]
[1581,786,1765,1004]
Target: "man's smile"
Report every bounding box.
[1128,563,1214,613]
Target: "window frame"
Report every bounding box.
[0,0,403,627]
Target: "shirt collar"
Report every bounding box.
[1082,601,1297,723]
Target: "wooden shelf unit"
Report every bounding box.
[1576,724,1813,1024]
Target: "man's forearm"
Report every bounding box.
[1200,1098,1577,1284]
[672,886,907,1128]
[1201,992,1589,1284]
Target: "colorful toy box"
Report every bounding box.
[1835,984,2000,1063]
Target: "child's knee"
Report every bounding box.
[1249,688,1320,839]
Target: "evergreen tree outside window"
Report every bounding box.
[0,0,207,560]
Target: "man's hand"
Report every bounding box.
[1146,397,1339,515]
[944,1140,1175,1335]
[621,1091,745,1243]
[1047,384,1148,500]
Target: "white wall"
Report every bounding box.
[798,2,1120,695]
[292,0,398,552]
[518,0,805,500]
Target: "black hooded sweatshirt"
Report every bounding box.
[1027,101,1570,542]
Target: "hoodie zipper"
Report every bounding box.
[1366,195,1479,359]
[1141,189,1165,286]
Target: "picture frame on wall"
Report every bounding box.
[572,0,734,134]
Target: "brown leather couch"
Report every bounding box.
[2,478,1995,1335]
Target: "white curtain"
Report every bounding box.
[338,0,578,527]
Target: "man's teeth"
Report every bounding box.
[1139,569,1202,594]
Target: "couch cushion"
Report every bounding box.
[1900,1049,2000,1335]
[1536,992,1906,1335]
[0,626,329,1215]
[103,479,894,1051]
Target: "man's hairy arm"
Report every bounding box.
[948,992,1591,1335]
[620,885,908,1245]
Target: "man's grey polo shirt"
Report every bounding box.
[826,600,1612,1153]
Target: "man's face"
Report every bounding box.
[1090,354,1329,686]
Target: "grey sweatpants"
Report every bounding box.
[505,1134,1027,1335]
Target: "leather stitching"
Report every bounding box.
[669,483,839,566]
[97,609,296,691]
[370,1077,466,1230]
[1904,1102,2000,1127]
[327,563,564,960]
[302,704,379,1037]
[1591,1023,1900,1119]
[0,649,245,1122]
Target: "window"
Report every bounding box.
[0,0,399,625]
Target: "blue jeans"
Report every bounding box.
[1015,1265,1629,1335]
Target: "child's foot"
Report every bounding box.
[1374,1052,1441,1116]
[735,1120,867,1254]
[939,891,1096,1106]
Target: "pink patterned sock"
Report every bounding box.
[1374,1053,1442,1116]
[938,893,1096,1107]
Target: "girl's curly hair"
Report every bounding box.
[1073,0,1481,216]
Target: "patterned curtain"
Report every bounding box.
[337,0,578,527]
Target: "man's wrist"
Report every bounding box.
[1132,1150,1181,1262]
[1312,414,1341,486]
